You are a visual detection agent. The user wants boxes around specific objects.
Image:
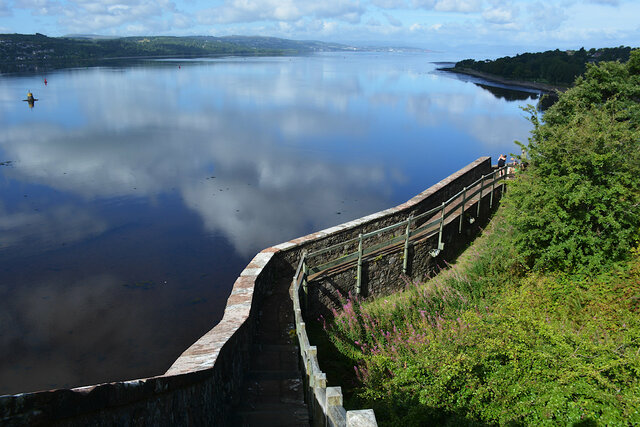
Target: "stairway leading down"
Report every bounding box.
[231,276,310,426]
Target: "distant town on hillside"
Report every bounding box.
[0,33,425,74]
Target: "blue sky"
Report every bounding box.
[1,0,639,57]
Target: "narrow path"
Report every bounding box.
[231,276,310,426]
[310,178,504,281]
[231,175,506,425]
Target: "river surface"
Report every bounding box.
[0,52,538,395]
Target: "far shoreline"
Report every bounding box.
[438,66,568,94]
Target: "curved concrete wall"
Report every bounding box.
[0,157,492,426]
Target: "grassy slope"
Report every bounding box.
[321,208,640,426]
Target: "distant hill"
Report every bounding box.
[0,33,357,74]
[62,34,120,40]
[444,46,636,88]
[214,35,356,52]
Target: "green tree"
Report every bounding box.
[453,47,634,86]
[504,50,640,272]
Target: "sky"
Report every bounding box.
[0,0,639,57]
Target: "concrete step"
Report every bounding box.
[246,370,304,381]
[240,372,305,405]
[230,274,309,426]
[233,403,310,427]
[249,343,300,371]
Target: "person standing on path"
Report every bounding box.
[497,154,507,176]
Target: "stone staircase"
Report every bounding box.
[231,277,310,426]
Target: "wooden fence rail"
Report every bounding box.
[289,163,513,426]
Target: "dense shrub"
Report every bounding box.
[504,50,640,273]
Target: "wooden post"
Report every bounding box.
[403,216,412,274]
[438,202,445,250]
[490,171,495,208]
[502,166,507,194]
[477,175,484,216]
[356,234,363,295]
[459,187,466,233]
[302,260,308,311]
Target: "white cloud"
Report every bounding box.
[371,0,410,7]
[542,24,631,44]
[406,21,444,33]
[199,0,365,25]
[434,0,483,13]
[384,12,402,26]
[588,0,619,5]
[14,0,49,7]
[410,0,437,8]
[482,4,518,24]
[526,1,568,31]
[13,0,63,15]
[0,0,11,16]
[51,0,179,34]
[407,0,482,13]
[170,12,191,28]
[1,0,639,62]
[322,20,340,32]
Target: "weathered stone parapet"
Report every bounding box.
[0,157,495,426]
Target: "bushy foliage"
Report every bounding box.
[504,50,640,273]
[324,213,640,426]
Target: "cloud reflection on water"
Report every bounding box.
[0,203,107,256]
[0,98,391,256]
[0,53,533,394]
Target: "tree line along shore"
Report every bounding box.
[441,46,635,91]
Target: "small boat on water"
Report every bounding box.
[23,91,38,108]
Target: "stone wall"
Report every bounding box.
[308,181,504,319]
[298,157,502,319]
[0,157,499,426]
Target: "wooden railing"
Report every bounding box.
[289,163,513,426]
[290,253,377,426]
[303,164,511,293]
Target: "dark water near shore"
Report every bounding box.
[0,52,536,395]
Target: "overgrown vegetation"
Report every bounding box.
[453,46,634,86]
[322,51,640,425]
[506,50,640,272]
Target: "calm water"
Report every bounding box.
[0,52,537,395]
